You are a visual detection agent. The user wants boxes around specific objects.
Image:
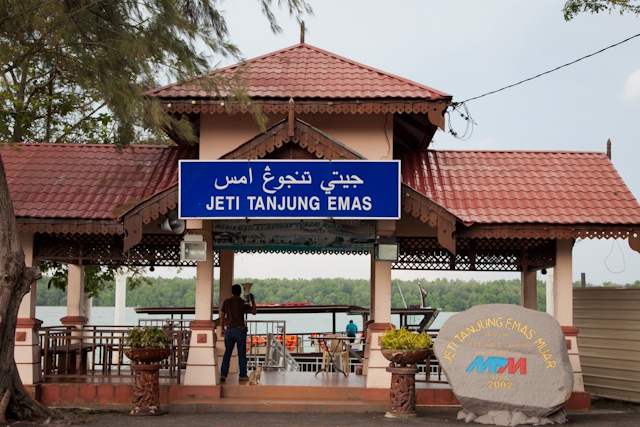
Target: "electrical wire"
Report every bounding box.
[458,32,640,104]
[604,239,626,274]
[383,113,391,158]
[445,32,640,140]
[446,102,477,141]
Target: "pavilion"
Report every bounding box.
[7,42,640,409]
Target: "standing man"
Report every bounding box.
[346,319,358,343]
[219,284,257,382]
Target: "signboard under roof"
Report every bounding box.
[179,160,400,219]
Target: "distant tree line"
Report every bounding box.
[35,275,639,311]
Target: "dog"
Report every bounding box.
[249,365,262,385]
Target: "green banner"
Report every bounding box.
[212,219,375,252]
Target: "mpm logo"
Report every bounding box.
[466,356,527,374]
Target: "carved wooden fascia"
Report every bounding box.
[222,118,365,161]
[120,186,179,252]
[630,230,640,253]
[455,224,640,243]
[400,185,459,255]
[162,99,449,123]
[17,218,124,235]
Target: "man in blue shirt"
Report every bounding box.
[346,320,358,343]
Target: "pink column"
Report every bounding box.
[363,253,376,374]
[60,264,88,327]
[365,259,394,389]
[554,239,585,392]
[15,232,43,385]
[184,221,220,385]
[216,249,237,376]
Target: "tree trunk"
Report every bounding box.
[0,152,54,421]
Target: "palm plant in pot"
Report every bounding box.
[380,327,433,366]
[124,326,172,363]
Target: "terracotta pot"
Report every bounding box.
[381,348,430,365]
[124,347,171,363]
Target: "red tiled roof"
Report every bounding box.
[3,143,197,220]
[7,143,638,228]
[398,150,640,225]
[145,43,451,101]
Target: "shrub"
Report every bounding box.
[380,327,432,350]
[126,326,171,348]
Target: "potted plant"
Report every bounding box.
[124,326,172,364]
[380,327,432,366]
[381,328,433,418]
[123,326,173,416]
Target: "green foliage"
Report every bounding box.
[563,0,640,21]
[0,0,312,145]
[38,274,637,310]
[574,279,640,287]
[126,326,171,348]
[38,262,152,299]
[380,327,432,350]
[94,277,199,307]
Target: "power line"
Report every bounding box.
[458,32,640,104]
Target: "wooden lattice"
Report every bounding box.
[34,233,220,267]
[393,237,555,271]
[34,232,556,271]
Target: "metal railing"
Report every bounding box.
[245,320,292,370]
[39,325,191,383]
[138,318,192,330]
[37,323,444,384]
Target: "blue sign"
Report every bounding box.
[179,160,400,219]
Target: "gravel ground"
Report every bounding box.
[4,399,640,427]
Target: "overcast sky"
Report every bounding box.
[157,1,640,286]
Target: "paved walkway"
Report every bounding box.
[13,399,637,427]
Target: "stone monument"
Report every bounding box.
[434,304,573,426]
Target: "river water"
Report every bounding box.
[36,306,455,334]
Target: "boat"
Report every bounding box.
[278,302,314,307]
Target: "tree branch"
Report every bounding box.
[0,0,59,25]
[53,101,107,143]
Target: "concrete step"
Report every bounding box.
[170,397,389,413]
[221,384,364,400]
